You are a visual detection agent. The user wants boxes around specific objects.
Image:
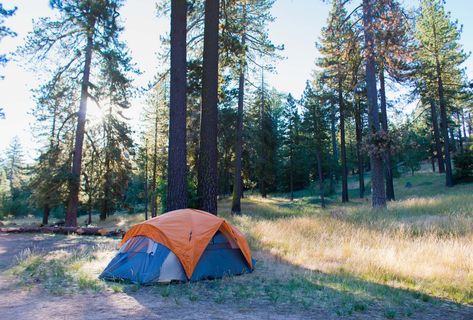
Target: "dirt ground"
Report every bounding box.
[0,234,472,320]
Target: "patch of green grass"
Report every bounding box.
[110,284,124,293]
[9,246,109,295]
[77,274,103,291]
[384,308,397,319]
[9,248,73,294]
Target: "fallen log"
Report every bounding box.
[0,226,125,237]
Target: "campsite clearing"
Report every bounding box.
[1,173,473,319]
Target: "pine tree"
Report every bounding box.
[29,78,77,225]
[81,125,101,224]
[415,0,468,187]
[3,137,29,216]
[0,3,17,117]
[244,78,280,198]
[281,94,301,201]
[374,0,413,201]
[21,0,134,226]
[354,86,367,198]
[316,0,352,203]
[224,0,282,215]
[0,3,16,74]
[143,81,169,216]
[5,137,24,194]
[97,103,134,221]
[301,81,330,208]
[362,0,387,208]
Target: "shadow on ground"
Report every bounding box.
[1,233,472,319]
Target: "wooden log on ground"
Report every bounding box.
[0,226,125,237]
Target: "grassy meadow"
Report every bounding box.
[3,171,473,318]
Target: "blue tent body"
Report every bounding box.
[100,232,253,284]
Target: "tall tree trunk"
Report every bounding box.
[330,98,338,193]
[66,21,95,227]
[449,126,456,153]
[354,98,365,198]
[457,113,464,153]
[101,152,111,221]
[432,18,453,187]
[436,71,453,187]
[339,81,348,203]
[44,105,59,226]
[379,68,395,201]
[87,143,95,225]
[100,108,112,221]
[151,112,159,217]
[316,149,325,208]
[430,99,445,173]
[430,144,436,172]
[224,155,231,195]
[42,204,50,226]
[362,0,386,208]
[231,33,246,215]
[198,0,219,214]
[144,139,148,220]
[259,70,267,199]
[167,0,188,212]
[289,146,294,201]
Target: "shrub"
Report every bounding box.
[454,150,473,182]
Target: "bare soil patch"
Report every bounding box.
[0,234,472,319]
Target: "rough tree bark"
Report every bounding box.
[43,103,59,226]
[430,99,445,173]
[316,150,325,208]
[329,98,338,193]
[144,139,149,220]
[259,71,267,199]
[354,97,365,198]
[42,204,50,226]
[432,17,453,187]
[362,0,386,208]
[379,68,395,201]
[151,112,159,217]
[436,67,453,187]
[167,0,188,212]
[197,0,219,214]
[231,33,246,215]
[289,144,294,201]
[100,106,112,221]
[430,144,436,172]
[339,80,348,203]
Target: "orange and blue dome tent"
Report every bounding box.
[100,209,254,283]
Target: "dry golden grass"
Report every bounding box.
[4,172,473,306]
[218,174,473,304]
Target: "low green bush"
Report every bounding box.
[454,150,473,182]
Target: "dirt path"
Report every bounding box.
[0,234,472,320]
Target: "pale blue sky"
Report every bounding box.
[0,0,472,161]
